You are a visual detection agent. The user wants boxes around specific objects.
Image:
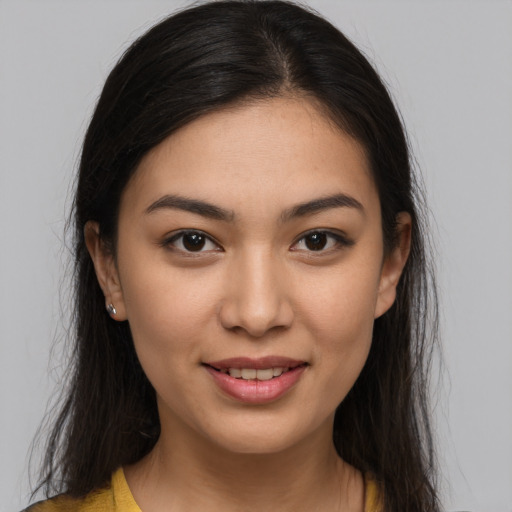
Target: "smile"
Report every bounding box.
[218,367,291,380]
[204,358,307,404]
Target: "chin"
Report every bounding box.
[212,430,303,455]
[200,412,331,457]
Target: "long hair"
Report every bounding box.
[34,1,440,510]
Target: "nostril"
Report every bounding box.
[218,296,294,338]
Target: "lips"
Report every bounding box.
[220,367,290,380]
[204,357,307,404]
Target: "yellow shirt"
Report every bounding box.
[26,468,382,511]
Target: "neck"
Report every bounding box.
[125,415,364,512]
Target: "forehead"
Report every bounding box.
[122,96,379,219]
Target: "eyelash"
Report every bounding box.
[290,230,354,253]
[162,229,353,255]
[163,230,222,255]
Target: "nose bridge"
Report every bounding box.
[220,245,292,337]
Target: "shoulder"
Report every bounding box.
[22,488,113,512]
[22,468,139,512]
[364,472,384,512]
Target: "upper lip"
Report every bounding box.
[205,357,306,370]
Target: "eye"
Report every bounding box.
[291,230,352,252]
[164,230,221,253]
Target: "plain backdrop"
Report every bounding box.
[1,1,511,511]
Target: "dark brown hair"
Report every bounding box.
[34,1,440,510]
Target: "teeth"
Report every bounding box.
[273,367,284,377]
[256,369,274,381]
[226,367,290,380]
[240,368,257,379]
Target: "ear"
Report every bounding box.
[374,212,412,319]
[84,221,127,321]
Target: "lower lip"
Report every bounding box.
[204,365,306,404]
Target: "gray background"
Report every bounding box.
[1,1,511,511]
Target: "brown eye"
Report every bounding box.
[165,230,221,253]
[291,230,353,253]
[304,232,327,251]
[182,232,206,251]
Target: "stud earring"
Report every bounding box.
[106,303,117,316]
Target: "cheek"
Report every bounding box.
[119,266,218,427]
[295,261,381,392]
[118,256,222,368]
[310,294,374,380]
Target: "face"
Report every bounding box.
[87,96,409,456]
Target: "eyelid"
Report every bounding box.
[290,229,354,252]
[162,229,223,254]
[160,228,352,255]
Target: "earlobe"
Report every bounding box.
[374,212,412,319]
[84,221,127,321]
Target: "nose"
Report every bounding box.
[218,249,294,338]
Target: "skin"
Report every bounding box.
[86,96,411,511]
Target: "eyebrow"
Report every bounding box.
[145,192,363,222]
[145,194,235,221]
[280,193,364,222]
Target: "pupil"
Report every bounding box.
[305,232,327,251]
[183,233,205,251]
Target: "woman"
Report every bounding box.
[26,1,440,510]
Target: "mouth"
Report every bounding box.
[212,366,299,380]
[204,357,307,380]
[203,357,308,404]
